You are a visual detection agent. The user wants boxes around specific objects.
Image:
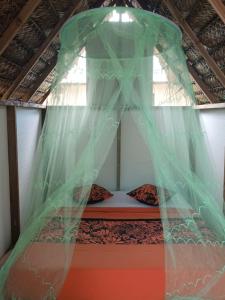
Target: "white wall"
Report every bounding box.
[98,109,225,208]
[0,107,11,257]
[16,108,42,229]
[96,135,117,191]
[200,109,225,208]
[120,112,155,191]
[94,112,156,192]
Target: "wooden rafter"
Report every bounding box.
[188,64,217,104]
[24,58,57,101]
[163,0,225,90]
[208,0,225,24]
[22,0,106,103]
[39,89,51,104]
[0,0,42,56]
[2,0,88,100]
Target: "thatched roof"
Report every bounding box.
[0,0,224,105]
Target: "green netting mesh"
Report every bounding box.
[0,7,225,300]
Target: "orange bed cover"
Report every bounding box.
[59,207,165,300]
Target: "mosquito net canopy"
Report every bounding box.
[0,7,225,300]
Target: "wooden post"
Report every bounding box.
[6,107,20,247]
[117,121,121,190]
[223,149,225,213]
[41,108,46,127]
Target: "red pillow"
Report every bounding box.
[74,184,113,204]
[127,184,170,206]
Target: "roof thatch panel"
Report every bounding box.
[200,19,225,48]
[0,0,224,105]
[160,0,225,104]
[186,1,216,32]
[0,0,27,35]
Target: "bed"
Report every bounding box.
[5,192,225,300]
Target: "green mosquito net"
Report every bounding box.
[0,7,225,300]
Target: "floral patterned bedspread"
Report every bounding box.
[34,217,216,244]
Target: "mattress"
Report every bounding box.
[88,191,148,207]
[88,190,192,209]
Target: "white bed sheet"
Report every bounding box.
[88,191,192,209]
[88,191,148,208]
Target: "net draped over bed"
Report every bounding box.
[0,7,225,300]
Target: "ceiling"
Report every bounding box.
[0,0,224,105]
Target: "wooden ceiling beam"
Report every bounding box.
[0,0,42,56]
[208,0,225,24]
[0,99,45,109]
[24,58,57,101]
[23,0,106,103]
[164,0,225,89]
[39,89,51,104]
[2,0,88,100]
[188,64,217,104]
[194,103,225,109]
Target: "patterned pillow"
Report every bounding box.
[74,184,113,204]
[88,184,113,204]
[127,184,171,206]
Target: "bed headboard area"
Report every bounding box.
[95,111,155,191]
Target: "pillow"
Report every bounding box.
[127,184,171,206]
[88,184,113,204]
[74,184,113,204]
